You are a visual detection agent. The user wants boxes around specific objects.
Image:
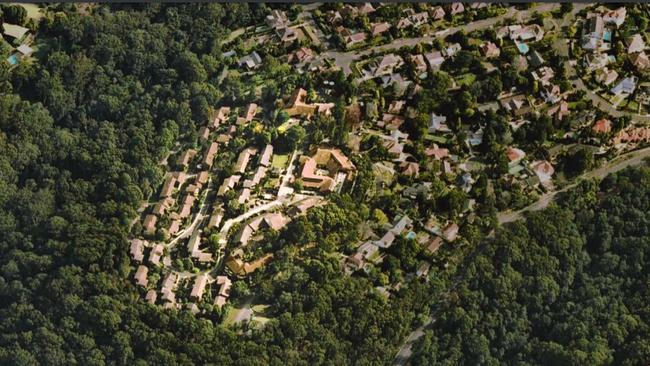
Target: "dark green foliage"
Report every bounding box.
[411,166,650,366]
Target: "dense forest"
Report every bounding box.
[0,4,437,365]
[2,3,650,365]
[411,165,650,366]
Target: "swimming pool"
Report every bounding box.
[516,42,529,54]
[603,30,612,42]
[7,54,18,66]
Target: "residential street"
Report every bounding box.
[324,3,562,76]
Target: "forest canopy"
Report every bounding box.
[411,165,650,366]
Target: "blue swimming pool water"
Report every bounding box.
[603,30,612,42]
[7,54,18,65]
[516,42,529,54]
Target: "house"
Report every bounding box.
[410,12,429,28]
[134,265,149,287]
[143,214,157,235]
[357,2,375,15]
[630,52,650,71]
[16,44,33,57]
[196,171,209,186]
[266,9,288,29]
[542,84,562,104]
[285,88,334,118]
[511,24,545,42]
[626,34,645,54]
[603,7,626,27]
[379,113,405,130]
[582,15,605,50]
[424,51,445,70]
[236,103,258,125]
[371,22,390,37]
[218,175,241,196]
[442,223,459,242]
[548,100,570,123]
[168,219,181,236]
[501,97,527,115]
[388,100,405,114]
[226,253,273,276]
[203,142,219,167]
[234,147,257,174]
[2,23,30,44]
[426,236,443,254]
[400,161,419,177]
[530,160,554,186]
[210,106,231,128]
[277,27,298,45]
[374,54,404,76]
[471,2,489,9]
[410,54,428,73]
[300,148,356,192]
[592,118,612,134]
[425,144,449,160]
[214,276,232,308]
[584,52,612,71]
[611,76,637,95]
[397,18,413,30]
[480,42,500,58]
[288,197,320,217]
[429,113,449,132]
[130,239,145,262]
[207,210,223,229]
[613,127,650,145]
[289,47,314,64]
[258,144,274,167]
[152,197,174,216]
[237,188,251,205]
[178,195,196,219]
[262,212,289,231]
[446,2,465,15]
[344,32,367,48]
[430,6,445,21]
[188,232,212,263]
[148,244,164,266]
[145,290,157,304]
[532,66,555,86]
[327,11,342,24]
[190,274,209,300]
[375,230,396,248]
[443,43,462,58]
[506,147,526,165]
[161,272,178,303]
[177,149,197,168]
[596,67,618,86]
[199,126,210,140]
[239,51,262,70]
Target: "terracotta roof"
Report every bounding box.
[134,265,149,287]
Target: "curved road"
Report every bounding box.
[393,146,650,365]
[323,3,563,76]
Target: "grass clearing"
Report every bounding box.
[272,154,289,170]
[456,73,476,87]
[11,3,44,20]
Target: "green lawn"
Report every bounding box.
[425,134,448,144]
[271,154,289,170]
[10,3,44,20]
